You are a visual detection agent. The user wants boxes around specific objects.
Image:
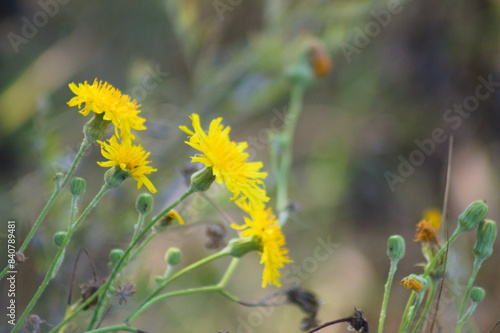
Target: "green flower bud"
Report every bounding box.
[110,248,124,266]
[473,219,497,260]
[54,172,65,189]
[387,235,406,262]
[286,56,314,88]
[83,113,111,142]
[136,193,154,215]
[53,231,68,247]
[70,177,86,197]
[469,286,486,303]
[458,200,488,232]
[190,167,215,193]
[165,247,182,266]
[228,236,261,258]
[104,166,130,189]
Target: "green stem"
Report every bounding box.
[218,258,239,287]
[277,83,305,226]
[127,248,230,323]
[398,292,415,333]
[412,280,438,333]
[0,139,91,280]
[456,258,484,332]
[422,228,461,278]
[12,184,110,333]
[456,302,478,333]
[129,231,157,261]
[86,324,142,333]
[378,259,399,333]
[87,187,196,330]
[403,290,427,333]
[130,213,146,245]
[127,285,222,323]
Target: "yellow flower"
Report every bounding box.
[180,114,269,209]
[414,220,438,243]
[68,79,146,139]
[231,201,291,288]
[165,210,184,225]
[97,136,157,193]
[400,276,425,293]
[423,208,442,231]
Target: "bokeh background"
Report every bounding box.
[1,0,499,332]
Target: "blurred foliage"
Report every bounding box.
[0,0,499,332]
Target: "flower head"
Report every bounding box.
[231,201,291,288]
[400,276,425,293]
[97,136,157,193]
[180,114,269,209]
[68,79,146,139]
[422,208,442,231]
[414,220,438,243]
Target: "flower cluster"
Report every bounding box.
[68,79,156,193]
[180,114,291,287]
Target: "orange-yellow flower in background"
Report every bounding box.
[414,220,438,243]
[422,208,442,231]
[400,276,425,293]
[68,79,146,139]
[180,114,269,209]
[97,136,157,193]
[231,201,291,288]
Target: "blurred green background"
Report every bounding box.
[1,0,499,332]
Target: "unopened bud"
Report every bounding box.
[136,193,154,215]
[70,177,86,197]
[473,219,497,260]
[228,236,261,258]
[190,167,215,192]
[54,172,65,189]
[53,231,68,247]
[110,248,124,266]
[469,286,486,303]
[387,235,405,262]
[165,247,182,266]
[458,200,488,232]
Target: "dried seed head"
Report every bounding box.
[206,224,226,249]
[116,281,136,305]
[81,280,104,310]
[286,285,319,317]
[25,314,45,333]
[15,252,27,264]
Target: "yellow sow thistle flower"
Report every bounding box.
[68,79,146,139]
[180,114,269,209]
[97,136,157,193]
[231,201,291,288]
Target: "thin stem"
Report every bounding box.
[277,83,305,226]
[0,139,91,280]
[403,290,426,333]
[456,303,478,333]
[379,259,399,333]
[307,317,352,333]
[412,280,437,333]
[456,258,484,330]
[218,258,239,287]
[130,213,146,245]
[423,227,461,278]
[12,184,110,333]
[86,324,142,333]
[87,187,196,330]
[128,248,230,322]
[398,292,416,333]
[127,285,222,323]
[129,231,157,261]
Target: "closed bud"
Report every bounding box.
[473,219,497,260]
[469,286,486,303]
[458,200,488,232]
[136,193,154,215]
[286,56,314,88]
[165,247,182,266]
[53,231,68,247]
[70,177,86,197]
[54,172,65,189]
[190,167,215,192]
[387,235,405,262]
[110,248,124,266]
[228,236,261,258]
[104,166,130,189]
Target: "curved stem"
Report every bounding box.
[12,184,110,333]
[0,139,91,280]
[379,259,399,333]
[86,324,142,333]
[277,83,305,226]
[456,258,484,332]
[398,292,416,333]
[412,280,437,333]
[87,187,196,330]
